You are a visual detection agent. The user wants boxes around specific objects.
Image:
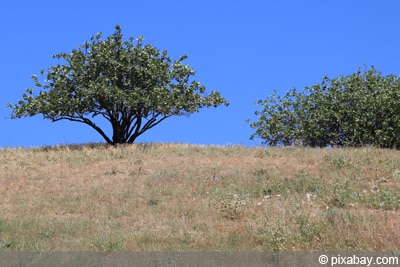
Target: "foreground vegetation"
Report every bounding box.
[0,143,399,251]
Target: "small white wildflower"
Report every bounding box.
[306,193,314,206]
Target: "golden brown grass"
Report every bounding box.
[0,143,399,251]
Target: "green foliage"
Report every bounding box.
[248,66,400,148]
[256,224,288,251]
[212,187,249,220]
[361,188,400,210]
[9,25,229,144]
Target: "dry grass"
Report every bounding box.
[0,143,400,251]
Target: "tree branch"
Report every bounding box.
[53,116,113,144]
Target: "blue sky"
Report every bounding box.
[1,1,400,147]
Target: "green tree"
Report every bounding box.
[9,25,229,144]
[248,66,400,148]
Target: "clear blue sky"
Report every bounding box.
[1,1,400,147]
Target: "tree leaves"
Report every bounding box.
[9,25,229,144]
[249,66,400,148]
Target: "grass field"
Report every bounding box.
[0,143,399,251]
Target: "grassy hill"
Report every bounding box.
[0,143,399,251]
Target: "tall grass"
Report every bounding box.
[0,143,399,251]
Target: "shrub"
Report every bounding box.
[249,66,400,148]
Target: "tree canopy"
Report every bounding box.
[9,25,229,144]
[248,66,400,148]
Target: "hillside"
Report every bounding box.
[0,143,399,251]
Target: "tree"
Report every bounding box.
[9,25,229,144]
[248,66,400,148]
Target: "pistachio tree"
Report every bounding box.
[9,25,229,144]
[249,66,400,148]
